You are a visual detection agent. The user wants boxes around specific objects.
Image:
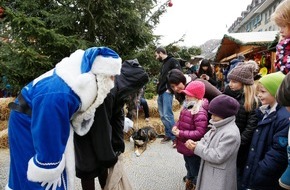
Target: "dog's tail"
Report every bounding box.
[150,129,165,138]
[157,134,165,138]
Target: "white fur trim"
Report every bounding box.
[72,114,94,136]
[27,154,65,182]
[64,128,75,190]
[5,184,12,190]
[91,56,122,76]
[190,100,203,115]
[55,50,116,135]
[71,73,97,111]
[55,50,98,111]
[32,69,54,86]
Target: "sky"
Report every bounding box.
[154,0,253,47]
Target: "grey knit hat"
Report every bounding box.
[276,73,290,106]
[227,64,255,85]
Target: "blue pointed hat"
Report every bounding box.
[81,47,122,75]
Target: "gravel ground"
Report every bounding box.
[0,138,186,190]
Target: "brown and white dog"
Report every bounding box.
[130,126,160,157]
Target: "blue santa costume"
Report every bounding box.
[5,47,122,190]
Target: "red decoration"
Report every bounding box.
[0,7,5,18]
[168,1,173,7]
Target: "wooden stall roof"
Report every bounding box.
[214,31,279,63]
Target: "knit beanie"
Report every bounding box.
[259,72,285,97]
[227,64,254,85]
[209,94,240,119]
[276,73,290,106]
[181,81,205,100]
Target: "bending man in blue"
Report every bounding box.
[6,47,122,190]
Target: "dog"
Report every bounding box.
[130,126,160,157]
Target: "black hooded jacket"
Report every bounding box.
[157,55,181,95]
[223,85,259,168]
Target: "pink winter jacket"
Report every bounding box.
[175,98,209,156]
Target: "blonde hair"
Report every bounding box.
[243,84,259,112]
[271,0,290,26]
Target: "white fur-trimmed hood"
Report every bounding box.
[55,49,97,111]
[55,49,120,135]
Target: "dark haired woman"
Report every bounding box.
[197,59,217,86]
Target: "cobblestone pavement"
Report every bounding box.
[0,138,186,190]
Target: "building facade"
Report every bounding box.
[228,0,283,33]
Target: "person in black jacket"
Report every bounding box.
[224,64,260,190]
[154,47,182,147]
[197,59,217,87]
[74,59,149,190]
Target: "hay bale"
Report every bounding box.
[0,120,8,131]
[147,96,181,118]
[0,97,12,149]
[0,97,15,121]
[0,128,9,149]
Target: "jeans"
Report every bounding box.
[140,98,149,118]
[157,91,175,140]
[184,155,201,184]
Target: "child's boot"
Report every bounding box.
[279,146,290,189]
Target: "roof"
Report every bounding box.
[214,31,279,62]
[224,31,278,43]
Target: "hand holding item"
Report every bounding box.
[201,74,209,80]
[172,126,180,137]
[185,139,197,151]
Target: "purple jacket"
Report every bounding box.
[176,99,209,156]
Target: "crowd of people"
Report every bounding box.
[154,1,290,190]
[4,0,290,190]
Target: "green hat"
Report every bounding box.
[259,72,285,96]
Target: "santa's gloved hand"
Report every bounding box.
[41,176,61,190]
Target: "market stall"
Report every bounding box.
[214,31,279,74]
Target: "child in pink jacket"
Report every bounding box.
[172,81,209,190]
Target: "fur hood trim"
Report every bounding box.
[55,50,97,111]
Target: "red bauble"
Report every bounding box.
[168,1,173,7]
[0,7,4,19]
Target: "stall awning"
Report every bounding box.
[215,31,278,62]
[220,47,255,63]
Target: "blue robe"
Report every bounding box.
[6,47,122,190]
[7,71,80,190]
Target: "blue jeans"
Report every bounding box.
[184,155,201,184]
[140,98,149,118]
[157,91,175,140]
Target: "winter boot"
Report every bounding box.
[185,179,195,190]
[279,146,290,189]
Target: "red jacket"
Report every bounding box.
[175,99,209,156]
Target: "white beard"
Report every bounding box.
[72,74,115,136]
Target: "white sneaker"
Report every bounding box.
[145,118,149,122]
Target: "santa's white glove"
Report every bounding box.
[41,176,61,190]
